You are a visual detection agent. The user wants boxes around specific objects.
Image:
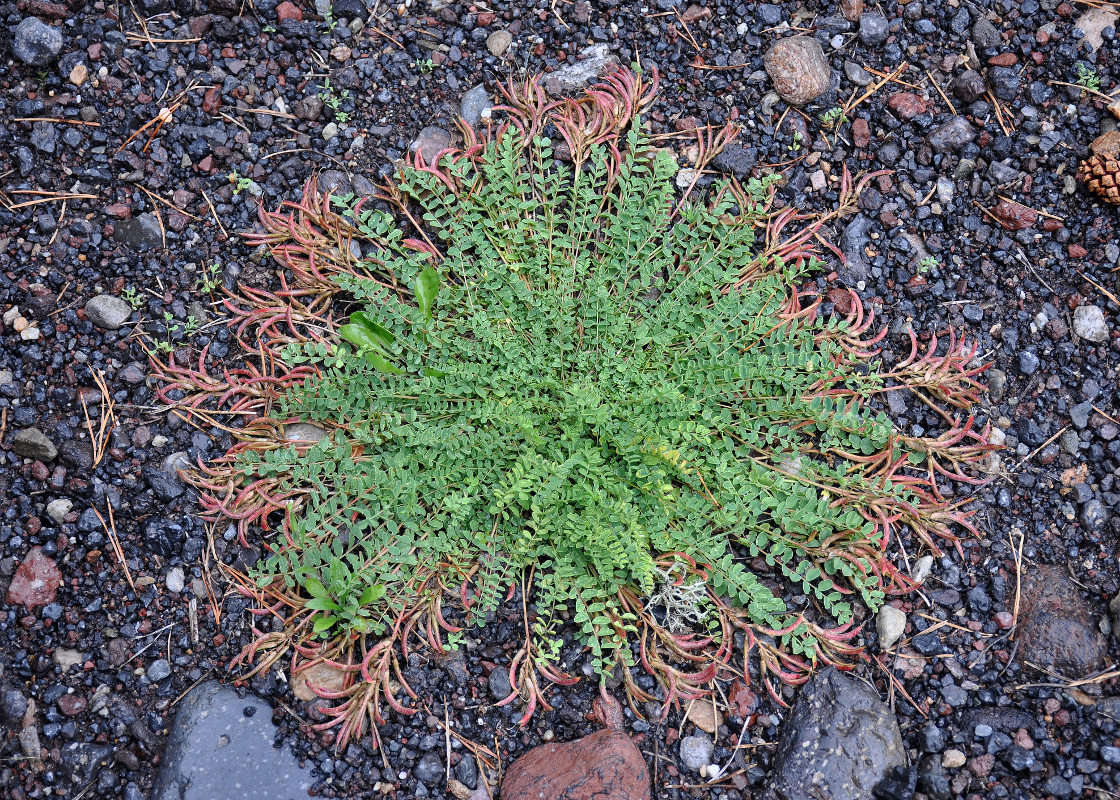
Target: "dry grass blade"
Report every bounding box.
[94,504,135,591]
[80,370,117,468]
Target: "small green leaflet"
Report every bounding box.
[415,266,439,321]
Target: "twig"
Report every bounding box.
[925,70,958,115]
[79,371,116,467]
[1008,526,1024,636]
[94,504,135,591]
[11,118,101,126]
[1015,425,1068,468]
[201,189,229,239]
[1082,272,1120,307]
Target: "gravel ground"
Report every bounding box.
[1,0,1118,798]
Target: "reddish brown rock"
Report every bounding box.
[58,693,87,717]
[991,199,1037,231]
[6,547,62,610]
[501,729,649,800]
[988,52,1019,66]
[276,1,302,21]
[202,87,222,114]
[852,118,871,148]
[887,92,933,121]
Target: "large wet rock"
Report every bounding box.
[501,728,649,800]
[13,17,63,66]
[1016,565,1106,677]
[763,36,831,106]
[761,668,906,800]
[153,681,313,800]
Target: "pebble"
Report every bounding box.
[410,125,452,165]
[943,749,967,769]
[540,43,617,94]
[912,555,934,583]
[486,29,512,57]
[764,36,831,106]
[46,498,73,523]
[949,70,987,103]
[679,735,713,771]
[166,568,185,593]
[928,116,977,153]
[1072,305,1109,343]
[459,84,493,128]
[147,659,172,682]
[84,294,134,330]
[858,12,889,44]
[844,61,873,86]
[12,428,57,461]
[13,16,63,66]
[876,604,907,650]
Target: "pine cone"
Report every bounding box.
[1079,130,1120,205]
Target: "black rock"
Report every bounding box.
[142,517,186,558]
[144,465,185,502]
[949,70,987,103]
[711,143,757,180]
[761,668,906,800]
[413,752,444,785]
[152,681,313,800]
[918,722,945,753]
[917,754,951,800]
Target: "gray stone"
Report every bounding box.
[987,368,1007,401]
[410,125,452,165]
[761,668,905,800]
[858,13,889,45]
[152,681,313,800]
[541,44,617,95]
[30,121,57,154]
[13,17,63,66]
[928,116,977,153]
[147,658,172,682]
[679,735,714,772]
[113,213,163,250]
[166,567,186,593]
[971,16,1001,50]
[485,29,512,57]
[844,61,873,87]
[12,428,57,461]
[1073,305,1109,343]
[85,294,133,330]
[459,84,493,128]
[876,605,907,650]
[413,752,444,784]
[284,423,328,443]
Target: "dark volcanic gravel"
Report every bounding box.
[1,0,1119,798]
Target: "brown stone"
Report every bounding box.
[202,87,222,114]
[501,729,649,800]
[852,118,871,148]
[291,661,347,702]
[276,1,302,21]
[763,36,830,106]
[6,547,62,610]
[887,92,932,121]
[1016,565,1106,678]
[840,0,864,21]
[58,694,87,717]
[1079,131,1120,205]
[988,52,1019,66]
[991,199,1037,231]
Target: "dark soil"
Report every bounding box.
[1,0,1118,798]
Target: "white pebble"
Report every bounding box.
[166,567,185,593]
